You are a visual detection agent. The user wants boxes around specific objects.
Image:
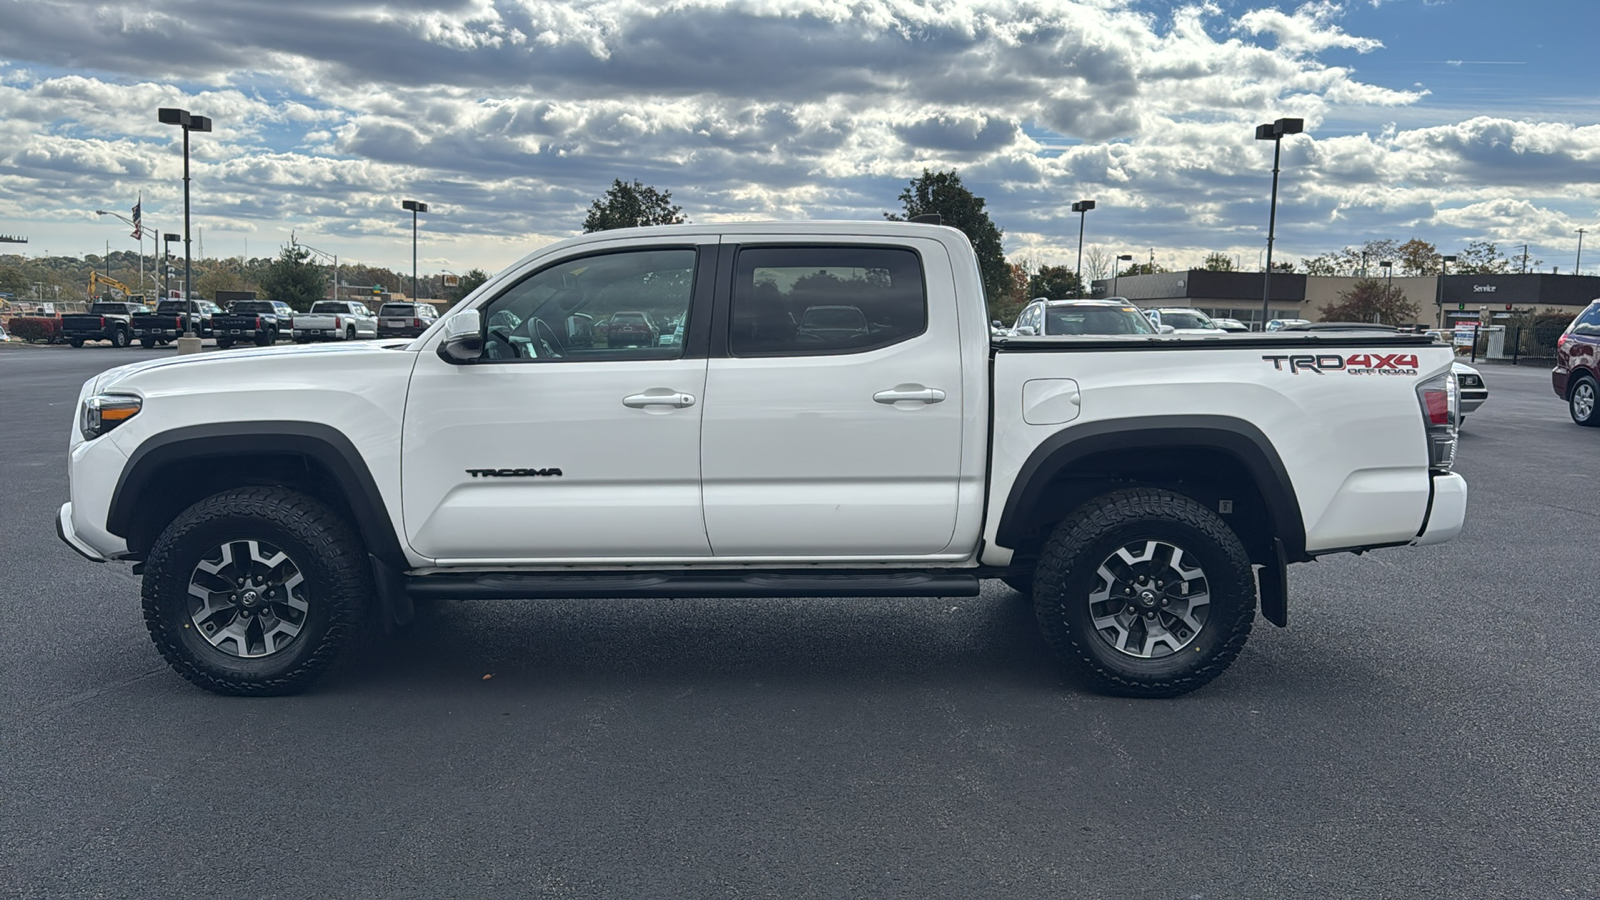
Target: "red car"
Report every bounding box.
[1553,300,1600,426]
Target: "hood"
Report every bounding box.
[94,340,412,392]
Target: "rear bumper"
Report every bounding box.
[1412,473,1468,547]
[1459,389,1488,414]
[1552,367,1569,399]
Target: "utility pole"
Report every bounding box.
[1521,244,1530,274]
[1577,228,1587,275]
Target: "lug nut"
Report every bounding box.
[1160,598,1169,606]
[1145,611,1155,619]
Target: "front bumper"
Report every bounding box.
[1412,473,1468,547]
[57,503,108,562]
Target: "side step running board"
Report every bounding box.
[406,570,983,601]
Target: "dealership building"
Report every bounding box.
[1090,270,1600,329]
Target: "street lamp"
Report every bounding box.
[1379,260,1393,287]
[158,107,212,354]
[1254,117,1305,327]
[1577,228,1587,276]
[162,233,180,300]
[1112,253,1134,298]
[1435,254,1457,329]
[1070,200,1095,297]
[293,235,340,302]
[401,200,428,300]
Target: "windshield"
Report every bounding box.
[1159,311,1216,330]
[1044,306,1157,336]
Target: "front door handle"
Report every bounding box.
[623,390,696,409]
[873,386,946,404]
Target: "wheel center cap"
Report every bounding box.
[1138,589,1158,607]
[241,590,260,607]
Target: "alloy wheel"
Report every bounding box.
[1086,539,1210,659]
[187,539,310,658]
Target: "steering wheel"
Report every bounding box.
[532,318,564,359]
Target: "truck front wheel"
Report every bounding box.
[140,487,373,696]
[1033,488,1256,698]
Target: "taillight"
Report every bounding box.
[99,316,106,326]
[255,316,262,328]
[1557,334,1569,349]
[335,316,343,329]
[1416,372,1458,472]
[413,318,422,327]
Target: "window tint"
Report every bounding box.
[379,304,416,317]
[1159,310,1215,330]
[1573,303,1600,335]
[730,246,926,356]
[477,248,696,361]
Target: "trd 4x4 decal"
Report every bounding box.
[1262,353,1419,375]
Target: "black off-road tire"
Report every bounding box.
[140,337,156,349]
[141,487,373,696]
[1570,374,1599,427]
[254,329,273,346]
[345,326,356,341]
[1034,488,1257,698]
[110,327,130,348]
[216,337,235,349]
[69,338,84,348]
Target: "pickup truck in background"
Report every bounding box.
[290,301,378,342]
[130,300,222,347]
[58,221,1468,699]
[61,302,151,347]
[213,300,295,348]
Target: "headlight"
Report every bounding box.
[80,394,142,440]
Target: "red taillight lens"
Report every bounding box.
[1557,334,1569,349]
[99,317,106,326]
[413,318,422,327]
[255,316,262,328]
[1423,389,1449,425]
[335,316,343,329]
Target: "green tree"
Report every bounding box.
[1319,278,1419,325]
[0,265,28,298]
[1202,252,1235,272]
[887,169,1010,314]
[1026,264,1082,300]
[1455,240,1510,275]
[583,179,688,232]
[259,245,329,311]
[195,267,249,300]
[449,268,490,303]
[1118,261,1169,277]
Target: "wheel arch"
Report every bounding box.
[996,415,1308,566]
[106,421,407,569]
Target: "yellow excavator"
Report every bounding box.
[88,270,138,301]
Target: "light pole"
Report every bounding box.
[401,200,428,299]
[293,235,340,302]
[1577,228,1587,275]
[1112,253,1133,298]
[158,107,212,354]
[1071,200,1095,297]
[1379,260,1392,287]
[1255,117,1305,328]
[1434,254,1457,329]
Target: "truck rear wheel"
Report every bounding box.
[141,487,373,696]
[69,338,84,348]
[216,337,235,349]
[255,328,274,346]
[140,337,156,349]
[110,327,130,348]
[1033,488,1256,698]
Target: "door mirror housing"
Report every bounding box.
[437,310,484,363]
[1158,324,1176,334]
[1015,324,1037,336]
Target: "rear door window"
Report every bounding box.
[729,246,926,356]
[1572,303,1600,336]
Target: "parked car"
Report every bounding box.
[1265,318,1312,332]
[796,305,872,343]
[291,301,378,343]
[131,300,222,347]
[1011,298,1157,336]
[376,302,440,339]
[58,220,1467,700]
[603,310,660,348]
[214,300,295,348]
[1146,308,1227,334]
[1553,299,1600,426]
[1213,317,1250,333]
[1455,362,1487,423]
[61,302,151,348]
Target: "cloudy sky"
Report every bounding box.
[2,0,1597,278]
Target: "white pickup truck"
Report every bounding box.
[58,221,1467,698]
[290,300,378,342]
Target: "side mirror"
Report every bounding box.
[437,310,483,363]
[1015,325,1036,336]
[1158,324,1176,334]
[990,319,1002,329]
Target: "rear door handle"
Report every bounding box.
[623,391,696,409]
[873,386,946,404]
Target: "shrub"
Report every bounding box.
[8,316,63,343]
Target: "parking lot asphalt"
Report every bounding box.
[2,346,1596,898]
